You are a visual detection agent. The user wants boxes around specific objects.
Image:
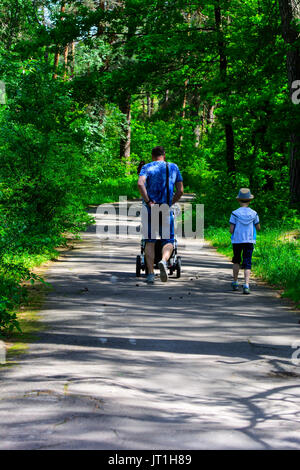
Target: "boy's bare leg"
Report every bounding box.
[162,243,174,262]
[244,269,251,286]
[233,263,240,282]
[145,242,155,274]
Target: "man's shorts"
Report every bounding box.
[232,243,254,269]
[141,204,175,246]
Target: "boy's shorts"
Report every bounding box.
[142,204,175,246]
[232,243,254,269]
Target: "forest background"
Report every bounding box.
[0,0,299,334]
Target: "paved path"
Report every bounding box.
[0,199,300,450]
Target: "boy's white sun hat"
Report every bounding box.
[236,188,254,201]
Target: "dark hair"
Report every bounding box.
[137,161,145,175]
[152,146,165,158]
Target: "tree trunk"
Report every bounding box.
[278,0,300,205]
[53,1,66,79]
[207,105,215,125]
[214,2,235,173]
[179,79,189,145]
[70,41,75,78]
[190,92,201,147]
[201,103,206,136]
[151,97,154,115]
[43,6,49,62]
[63,44,69,79]
[119,96,131,161]
[97,0,105,36]
[181,79,188,120]
[53,49,60,79]
[146,93,151,117]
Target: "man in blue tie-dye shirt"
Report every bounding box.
[137,146,184,284]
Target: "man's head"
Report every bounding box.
[152,146,165,160]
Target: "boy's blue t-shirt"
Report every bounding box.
[229,207,259,244]
[139,161,183,206]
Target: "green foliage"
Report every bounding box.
[0,56,114,333]
[89,175,140,205]
[0,0,299,334]
[0,299,21,336]
[194,167,296,229]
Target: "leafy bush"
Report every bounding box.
[89,176,140,205]
[0,60,106,334]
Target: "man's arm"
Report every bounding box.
[255,223,261,231]
[172,181,184,205]
[137,175,154,205]
[229,223,235,234]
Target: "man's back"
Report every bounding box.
[139,161,183,206]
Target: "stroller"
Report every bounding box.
[136,238,182,279]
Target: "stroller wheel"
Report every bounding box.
[136,255,142,277]
[176,256,182,278]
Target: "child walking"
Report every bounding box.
[229,188,261,294]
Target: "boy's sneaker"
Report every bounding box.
[158,260,168,282]
[146,273,155,284]
[231,281,239,291]
[243,285,251,294]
